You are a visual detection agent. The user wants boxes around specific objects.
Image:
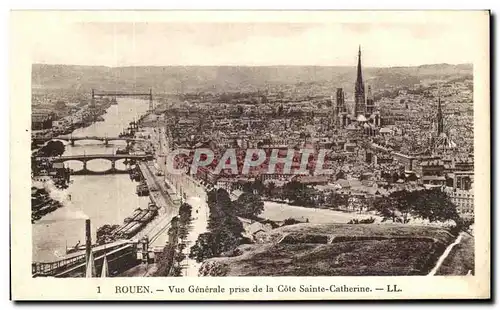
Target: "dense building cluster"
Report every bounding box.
[161,47,474,218]
[31,96,115,139]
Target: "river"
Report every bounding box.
[32,98,151,262]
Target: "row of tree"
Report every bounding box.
[267,184,460,225]
[372,188,459,224]
[189,189,264,263]
[154,203,193,277]
[238,179,462,226]
[249,180,347,209]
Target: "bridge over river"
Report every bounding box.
[52,153,153,175]
[34,135,146,146]
[32,160,182,277]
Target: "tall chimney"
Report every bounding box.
[85,219,92,265]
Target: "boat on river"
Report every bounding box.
[129,169,142,181]
[133,209,150,222]
[121,222,145,239]
[138,210,157,223]
[32,97,155,262]
[136,183,149,196]
[148,202,158,211]
[123,208,143,224]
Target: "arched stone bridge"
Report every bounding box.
[53,153,153,174]
[41,135,146,146]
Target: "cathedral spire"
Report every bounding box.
[354,45,366,116]
[356,45,363,88]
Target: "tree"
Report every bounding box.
[189,233,216,262]
[214,229,241,255]
[252,179,265,195]
[191,188,245,263]
[207,189,218,205]
[389,189,416,223]
[179,203,192,225]
[412,188,459,223]
[39,140,65,157]
[283,181,321,207]
[207,203,226,232]
[189,230,241,263]
[233,192,264,219]
[283,181,302,202]
[218,211,245,236]
[207,188,244,240]
[154,244,177,276]
[373,194,402,223]
[282,218,301,226]
[264,182,276,197]
[373,197,390,221]
[207,188,232,211]
[215,188,232,212]
[242,182,253,193]
[373,188,459,225]
[453,217,474,235]
[328,192,348,209]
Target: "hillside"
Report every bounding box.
[32,63,472,95]
[197,223,466,277]
[435,233,474,275]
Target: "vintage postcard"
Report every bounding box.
[10,10,490,300]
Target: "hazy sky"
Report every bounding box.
[32,22,477,67]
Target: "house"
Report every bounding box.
[239,219,273,242]
[421,175,446,186]
[294,175,329,186]
[32,112,54,130]
[443,187,474,218]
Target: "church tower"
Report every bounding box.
[437,95,444,136]
[354,45,366,116]
[336,88,348,127]
[366,85,374,115]
[336,88,345,113]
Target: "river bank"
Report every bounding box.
[32,97,151,263]
[32,98,115,142]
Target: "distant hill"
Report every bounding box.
[32,63,473,95]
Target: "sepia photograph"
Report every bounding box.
[10,10,490,300]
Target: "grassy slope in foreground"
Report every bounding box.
[435,233,474,276]
[199,223,457,276]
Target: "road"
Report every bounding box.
[135,161,179,246]
[139,122,210,275]
[167,174,209,276]
[182,195,209,276]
